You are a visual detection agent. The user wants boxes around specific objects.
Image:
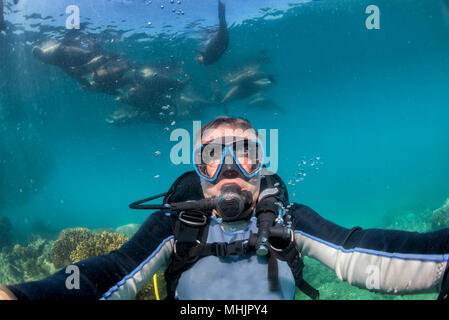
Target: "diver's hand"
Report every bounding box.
[0,285,17,300]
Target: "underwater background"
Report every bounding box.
[1,0,449,299]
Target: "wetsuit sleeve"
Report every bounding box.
[291,204,449,295]
[6,211,175,300]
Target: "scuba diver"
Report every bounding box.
[197,0,229,65]
[1,116,449,300]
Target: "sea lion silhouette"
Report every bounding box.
[85,55,133,95]
[221,69,275,104]
[197,0,229,65]
[32,37,101,69]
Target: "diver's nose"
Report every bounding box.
[222,168,239,179]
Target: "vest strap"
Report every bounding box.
[165,212,319,300]
[189,240,251,257]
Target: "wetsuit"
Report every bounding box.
[7,204,449,300]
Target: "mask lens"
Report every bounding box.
[193,137,264,181]
[232,139,263,176]
[193,143,225,181]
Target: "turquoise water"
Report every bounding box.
[1,0,449,287]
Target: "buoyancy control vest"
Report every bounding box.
[158,171,319,300]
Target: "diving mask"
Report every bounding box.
[193,136,264,184]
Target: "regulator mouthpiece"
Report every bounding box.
[217,184,253,221]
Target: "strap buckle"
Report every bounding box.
[212,241,249,257]
[228,240,248,255]
[173,239,201,264]
[214,243,228,257]
[178,211,208,226]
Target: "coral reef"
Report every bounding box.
[0,234,55,285]
[0,216,13,249]
[431,199,449,229]
[1,225,165,300]
[53,228,164,300]
[69,231,128,263]
[51,228,94,268]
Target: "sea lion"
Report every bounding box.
[221,71,275,104]
[106,106,145,126]
[197,0,229,65]
[84,55,133,95]
[32,34,102,69]
[32,40,100,69]
[70,54,109,76]
[119,83,176,111]
[57,54,109,88]
[226,69,275,87]
[247,93,282,112]
[32,35,134,91]
[123,65,190,104]
[174,91,220,118]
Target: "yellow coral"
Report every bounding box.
[51,228,94,268]
[51,228,166,300]
[69,231,129,263]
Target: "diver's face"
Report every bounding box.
[198,125,261,207]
